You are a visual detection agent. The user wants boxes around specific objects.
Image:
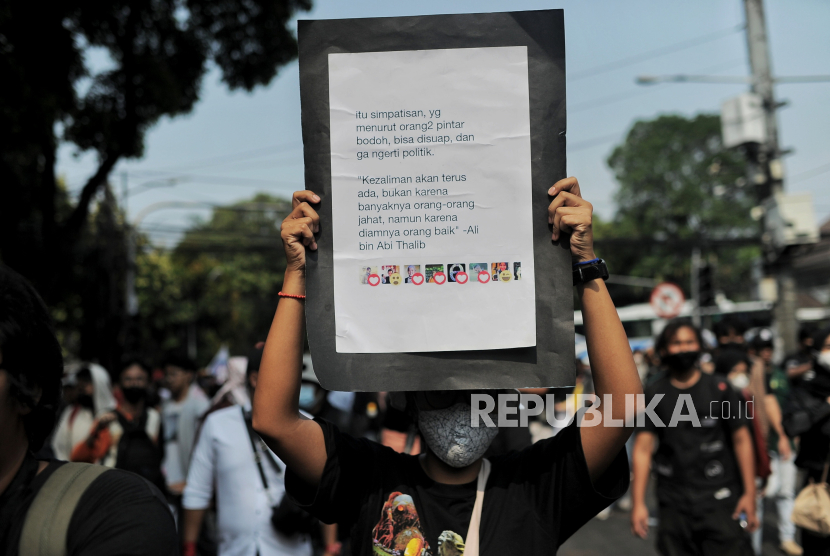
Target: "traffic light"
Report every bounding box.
[697,264,716,307]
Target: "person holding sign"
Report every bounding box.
[252,177,643,554]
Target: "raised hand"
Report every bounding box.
[547,177,595,263]
[281,191,321,273]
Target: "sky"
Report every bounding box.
[56,0,830,245]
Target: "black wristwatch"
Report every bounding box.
[572,259,609,286]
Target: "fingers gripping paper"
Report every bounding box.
[299,11,574,391]
[329,47,536,353]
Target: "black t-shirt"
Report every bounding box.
[286,418,629,555]
[640,372,748,507]
[0,454,177,556]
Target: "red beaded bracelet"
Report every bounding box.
[278,291,306,299]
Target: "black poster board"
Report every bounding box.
[298,10,573,391]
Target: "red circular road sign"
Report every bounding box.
[650,282,686,319]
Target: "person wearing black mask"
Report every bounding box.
[631,319,757,555]
[70,360,165,491]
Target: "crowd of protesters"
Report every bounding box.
[2,181,830,556]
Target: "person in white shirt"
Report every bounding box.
[182,349,313,556]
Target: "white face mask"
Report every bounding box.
[729,373,750,390]
[817,351,830,371]
[417,402,499,468]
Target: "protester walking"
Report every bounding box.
[51,363,117,462]
[631,319,757,556]
[783,327,830,556]
[70,359,166,492]
[762,345,802,556]
[183,347,314,556]
[162,354,209,497]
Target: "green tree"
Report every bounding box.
[597,114,760,305]
[0,0,310,305]
[41,180,130,372]
[132,193,289,363]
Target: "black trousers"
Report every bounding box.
[657,499,753,556]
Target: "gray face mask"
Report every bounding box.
[417,402,499,468]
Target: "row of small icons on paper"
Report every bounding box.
[360,262,522,286]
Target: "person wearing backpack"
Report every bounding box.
[0,264,177,555]
[70,359,166,492]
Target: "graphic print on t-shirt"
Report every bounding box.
[372,492,429,555]
[436,531,465,555]
[371,491,467,555]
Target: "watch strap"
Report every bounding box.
[573,259,609,286]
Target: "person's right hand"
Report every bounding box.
[281,191,321,273]
[630,503,650,539]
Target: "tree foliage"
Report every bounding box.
[0,0,310,300]
[131,193,289,363]
[596,114,760,304]
[1,0,309,368]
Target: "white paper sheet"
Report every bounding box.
[328,46,536,353]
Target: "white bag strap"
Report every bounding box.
[463,458,491,556]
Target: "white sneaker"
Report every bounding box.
[595,506,611,520]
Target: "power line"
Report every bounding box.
[568,132,623,152]
[571,59,746,114]
[124,142,303,177]
[570,24,744,82]
[128,173,301,188]
[789,161,830,184]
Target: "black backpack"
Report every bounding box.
[114,411,165,491]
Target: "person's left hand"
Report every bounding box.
[732,493,759,532]
[547,177,595,263]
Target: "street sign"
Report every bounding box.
[650,282,686,319]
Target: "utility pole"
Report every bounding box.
[636,1,825,354]
[691,248,702,328]
[743,0,797,354]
